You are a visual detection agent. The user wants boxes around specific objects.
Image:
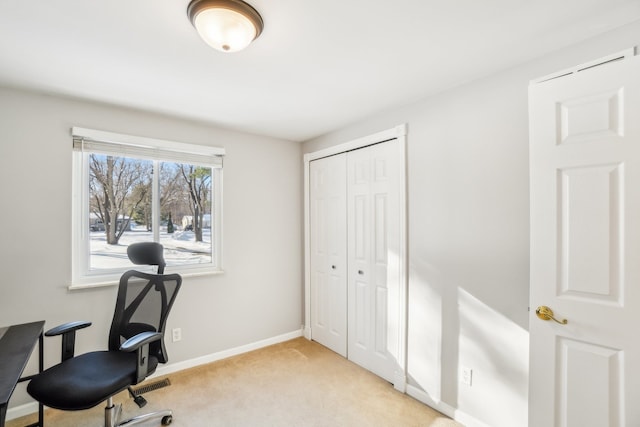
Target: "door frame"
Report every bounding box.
[303,124,409,391]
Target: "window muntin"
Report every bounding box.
[72,127,223,288]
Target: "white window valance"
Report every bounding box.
[71,127,224,167]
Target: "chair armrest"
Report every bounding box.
[45,321,92,362]
[120,331,162,384]
[119,331,161,352]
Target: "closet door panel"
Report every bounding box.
[347,141,400,383]
[348,147,371,358]
[310,154,347,357]
[372,142,402,367]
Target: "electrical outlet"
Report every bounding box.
[172,328,182,342]
[461,366,473,386]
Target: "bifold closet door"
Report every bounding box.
[347,140,401,384]
[309,139,402,383]
[309,154,348,357]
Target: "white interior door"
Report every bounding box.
[309,154,348,357]
[529,55,640,426]
[347,140,401,384]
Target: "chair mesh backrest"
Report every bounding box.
[108,270,181,364]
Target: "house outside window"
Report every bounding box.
[71,127,224,288]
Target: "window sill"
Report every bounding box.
[68,269,224,290]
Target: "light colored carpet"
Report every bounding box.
[8,338,462,426]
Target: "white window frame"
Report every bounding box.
[70,127,224,289]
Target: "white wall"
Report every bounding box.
[0,87,303,409]
[303,20,640,427]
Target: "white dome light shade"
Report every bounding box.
[194,8,255,52]
[188,0,263,53]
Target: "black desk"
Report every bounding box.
[0,321,44,427]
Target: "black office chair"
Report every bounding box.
[28,242,182,426]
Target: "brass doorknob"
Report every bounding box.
[536,306,568,324]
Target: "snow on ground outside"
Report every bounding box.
[90,225,212,270]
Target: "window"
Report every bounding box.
[71,127,224,288]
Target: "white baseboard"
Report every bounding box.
[406,384,491,427]
[393,370,407,393]
[5,401,38,422]
[6,328,303,421]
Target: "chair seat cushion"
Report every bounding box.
[27,351,158,410]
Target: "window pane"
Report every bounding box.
[88,154,153,270]
[159,162,213,267]
[84,155,215,276]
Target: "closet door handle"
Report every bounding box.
[331,265,336,270]
[358,270,364,275]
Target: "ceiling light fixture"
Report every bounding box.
[187,0,263,53]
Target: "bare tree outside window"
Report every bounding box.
[178,164,211,243]
[159,162,184,221]
[89,155,152,245]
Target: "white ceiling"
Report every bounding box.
[0,1,639,142]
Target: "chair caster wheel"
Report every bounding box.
[161,415,173,425]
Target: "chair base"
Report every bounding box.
[104,397,173,426]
